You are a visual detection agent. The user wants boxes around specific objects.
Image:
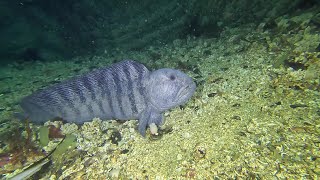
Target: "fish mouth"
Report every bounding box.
[153,81,196,112]
[176,82,196,104]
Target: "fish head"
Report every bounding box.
[146,68,196,111]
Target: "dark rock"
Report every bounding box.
[203,50,212,56]
[231,115,241,120]
[207,93,217,97]
[270,101,282,107]
[284,59,306,70]
[220,68,229,71]
[290,104,308,108]
[232,103,241,107]
[121,149,129,154]
[110,130,122,145]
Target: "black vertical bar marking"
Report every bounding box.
[95,72,106,97]
[67,83,82,118]
[129,61,148,111]
[97,100,106,115]
[131,61,144,78]
[113,70,126,117]
[123,65,137,114]
[43,91,65,117]
[82,76,96,101]
[119,66,131,117]
[74,80,87,103]
[95,71,111,117]
[131,62,146,100]
[58,87,76,109]
[104,75,114,116]
[86,104,94,117]
[137,71,147,105]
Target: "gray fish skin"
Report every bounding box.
[21,60,196,136]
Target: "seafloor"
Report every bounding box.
[0,10,319,179]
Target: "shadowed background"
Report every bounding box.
[0,0,319,65]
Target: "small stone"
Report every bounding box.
[231,115,241,120]
[207,93,217,97]
[110,130,122,145]
[149,123,158,135]
[109,168,120,178]
[232,103,241,107]
[194,145,206,160]
[182,132,191,139]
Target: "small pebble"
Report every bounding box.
[207,93,217,97]
[182,132,191,139]
[149,123,158,135]
[109,168,120,178]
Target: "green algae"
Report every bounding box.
[52,134,77,159]
[39,126,49,147]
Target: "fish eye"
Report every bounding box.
[169,74,176,81]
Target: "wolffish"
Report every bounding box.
[20,60,196,136]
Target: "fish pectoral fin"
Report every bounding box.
[138,111,149,137]
[138,107,163,137]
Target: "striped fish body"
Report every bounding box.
[21,60,196,136]
[21,60,149,123]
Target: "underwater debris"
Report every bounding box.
[39,124,65,147]
[182,168,196,179]
[9,136,66,180]
[0,154,11,168]
[48,125,64,139]
[0,120,45,175]
[290,104,308,108]
[10,158,50,180]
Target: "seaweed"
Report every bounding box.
[0,120,44,174]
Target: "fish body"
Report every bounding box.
[21,60,196,136]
